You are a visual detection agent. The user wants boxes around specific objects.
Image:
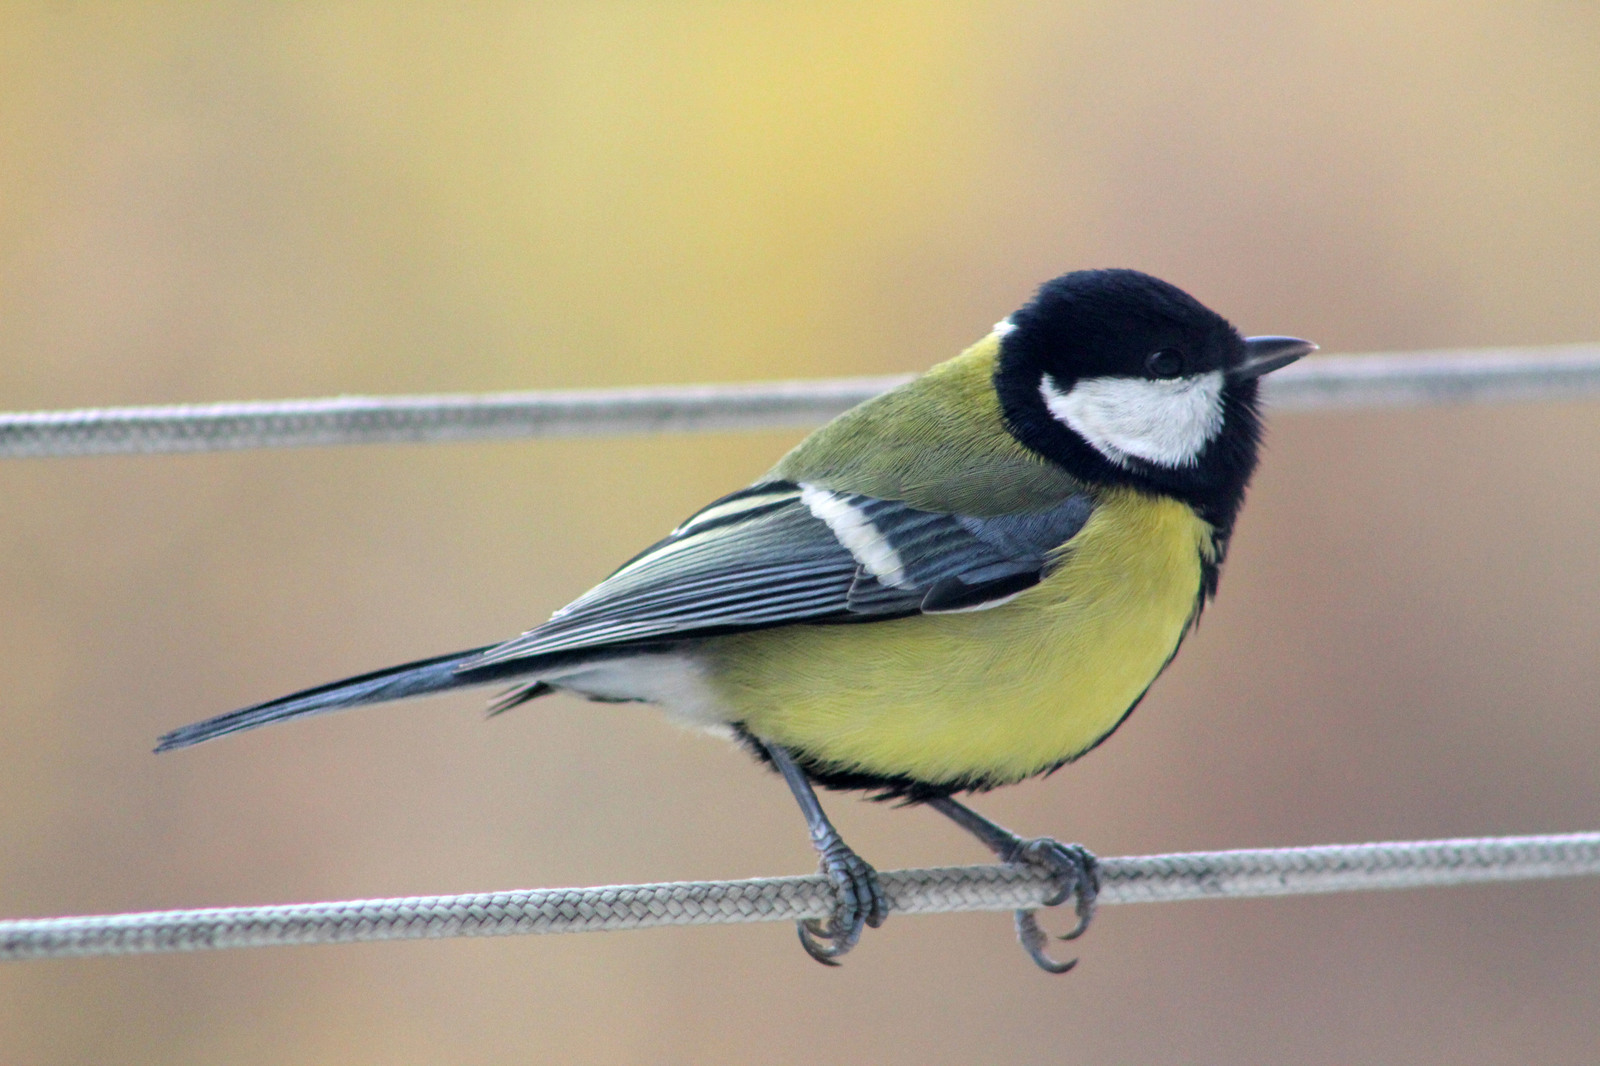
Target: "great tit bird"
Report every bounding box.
[157,269,1312,972]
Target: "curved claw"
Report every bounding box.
[1010,837,1099,973]
[798,843,887,966]
[1015,909,1079,973]
[797,915,860,964]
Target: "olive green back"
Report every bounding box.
[769,334,1086,515]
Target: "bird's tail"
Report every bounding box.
[154,644,538,752]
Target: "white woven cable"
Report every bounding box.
[4,831,1597,962]
[4,344,1600,458]
[0,377,913,458]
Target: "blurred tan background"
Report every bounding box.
[3,3,1600,1063]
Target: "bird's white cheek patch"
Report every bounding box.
[1040,372,1225,468]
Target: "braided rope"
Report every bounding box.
[4,344,1600,458]
[5,832,1597,962]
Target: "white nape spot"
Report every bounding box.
[1040,371,1225,469]
[799,484,910,588]
[993,317,1017,337]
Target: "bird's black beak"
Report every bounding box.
[1230,336,1317,381]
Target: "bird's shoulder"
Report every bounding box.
[769,334,1087,515]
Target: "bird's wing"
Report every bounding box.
[459,480,1093,671]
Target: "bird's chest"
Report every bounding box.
[707,490,1213,787]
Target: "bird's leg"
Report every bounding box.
[761,741,889,965]
[925,796,1099,974]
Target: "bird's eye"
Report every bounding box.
[1145,349,1184,379]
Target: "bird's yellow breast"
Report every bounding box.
[703,489,1213,787]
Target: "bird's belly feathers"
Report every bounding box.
[701,490,1211,787]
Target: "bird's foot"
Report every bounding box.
[797,839,888,965]
[924,797,1101,974]
[1005,837,1099,973]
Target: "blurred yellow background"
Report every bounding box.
[4,3,1600,1063]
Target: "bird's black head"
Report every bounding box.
[994,269,1312,539]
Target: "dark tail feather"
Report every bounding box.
[155,644,529,752]
[485,681,555,717]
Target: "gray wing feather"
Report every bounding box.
[461,482,1093,671]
